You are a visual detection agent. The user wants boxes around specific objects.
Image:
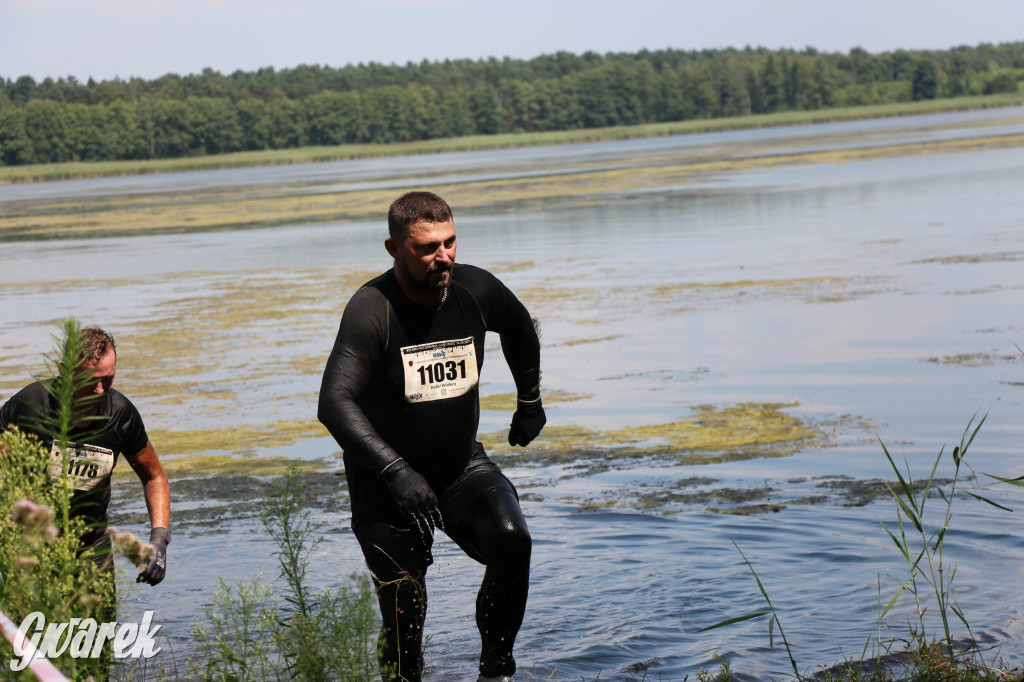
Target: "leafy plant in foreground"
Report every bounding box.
[191,461,378,681]
[876,414,1007,659]
[699,414,1020,681]
[0,318,150,681]
[698,541,801,679]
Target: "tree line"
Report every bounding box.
[1,43,1022,166]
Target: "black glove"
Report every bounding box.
[381,461,438,518]
[137,527,169,586]
[508,396,546,447]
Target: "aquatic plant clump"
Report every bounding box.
[484,401,824,467]
[698,415,1024,682]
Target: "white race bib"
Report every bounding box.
[401,336,479,403]
[47,441,115,492]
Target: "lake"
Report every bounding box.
[2,106,1024,680]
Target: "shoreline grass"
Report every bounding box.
[2,93,1023,185]
[697,415,1024,682]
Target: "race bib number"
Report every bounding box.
[47,441,115,492]
[402,336,479,403]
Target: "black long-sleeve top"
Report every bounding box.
[318,263,541,488]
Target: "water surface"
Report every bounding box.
[2,108,1024,680]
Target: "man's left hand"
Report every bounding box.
[137,527,170,585]
[508,396,546,447]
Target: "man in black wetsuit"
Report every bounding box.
[1,327,171,585]
[319,191,546,682]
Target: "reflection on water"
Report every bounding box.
[3,109,1024,679]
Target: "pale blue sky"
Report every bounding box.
[3,0,1023,82]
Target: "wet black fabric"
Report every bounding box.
[318,263,540,680]
[355,449,530,681]
[319,264,540,527]
[0,380,149,526]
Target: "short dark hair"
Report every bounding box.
[79,327,116,366]
[387,191,453,240]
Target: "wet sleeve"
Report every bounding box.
[1,384,36,434]
[0,394,17,432]
[463,267,542,400]
[111,393,149,456]
[317,288,404,475]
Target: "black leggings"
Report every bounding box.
[353,455,531,681]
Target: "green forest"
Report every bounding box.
[1,42,1022,166]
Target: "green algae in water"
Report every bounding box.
[114,453,332,480]
[481,401,824,467]
[3,265,846,521]
[147,418,328,458]
[556,335,623,347]
[478,389,592,413]
[110,465,347,529]
[920,352,1021,367]
[139,400,821,495]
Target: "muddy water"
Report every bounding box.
[2,108,1024,680]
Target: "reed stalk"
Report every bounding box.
[699,411,1023,681]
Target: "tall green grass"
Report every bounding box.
[876,415,997,659]
[700,412,1024,681]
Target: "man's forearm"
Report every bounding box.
[319,346,406,476]
[143,475,170,529]
[500,326,542,399]
[318,394,405,476]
